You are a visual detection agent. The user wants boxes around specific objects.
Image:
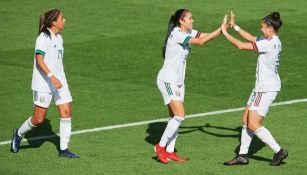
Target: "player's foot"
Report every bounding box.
[59,149,80,158]
[154,144,168,164]
[224,154,249,165]
[166,152,188,162]
[10,128,22,153]
[269,149,288,166]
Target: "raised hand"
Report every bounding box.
[227,11,235,28]
[221,15,228,33]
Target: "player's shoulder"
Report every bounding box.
[172,27,187,35]
[57,33,63,40]
[170,27,189,40]
[257,36,280,43]
[36,32,51,42]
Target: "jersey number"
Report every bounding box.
[275,51,281,73]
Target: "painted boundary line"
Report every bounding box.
[1,98,306,146]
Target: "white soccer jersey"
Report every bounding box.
[251,35,282,92]
[31,29,68,93]
[157,27,201,85]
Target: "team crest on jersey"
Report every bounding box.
[40,96,45,103]
[175,90,180,97]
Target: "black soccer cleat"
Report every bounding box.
[59,149,80,158]
[269,149,288,166]
[10,128,22,153]
[224,154,249,165]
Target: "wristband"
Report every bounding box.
[47,72,53,78]
[234,25,240,32]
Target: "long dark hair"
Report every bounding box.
[263,12,282,32]
[38,9,61,38]
[162,9,190,58]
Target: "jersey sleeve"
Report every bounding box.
[190,29,201,38]
[34,34,50,56]
[252,37,272,53]
[173,31,192,46]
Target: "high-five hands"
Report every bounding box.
[221,15,228,34]
[227,11,235,28]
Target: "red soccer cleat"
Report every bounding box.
[154,144,168,164]
[166,152,189,162]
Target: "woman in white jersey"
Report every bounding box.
[10,9,79,158]
[221,12,287,166]
[155,9,223,164]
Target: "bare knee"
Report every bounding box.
[57,103,71,118]
[59,109,71,118]
[32,106,48,125]
[31,115,45,125]
[247,118,262,132]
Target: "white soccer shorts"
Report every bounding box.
[157,80,185,105]
[247,90,278,117]
[33,87,73,108]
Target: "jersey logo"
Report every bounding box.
[58,50,63,59]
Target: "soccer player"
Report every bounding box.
[155,9,223,164]
[10,9,79,158]
[221,11,287,166]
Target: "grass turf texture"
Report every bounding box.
[0,0,306,174]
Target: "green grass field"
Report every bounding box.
[1,0,307,174]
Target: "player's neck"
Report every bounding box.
[266,32,277,38]
[49,27,60,36]
[180,26,189,33]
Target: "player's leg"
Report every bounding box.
[55,88,79,158]
[239,106,255,155]
[155,81,187,163]
[164,102,188,162]
[165,104,177,153]
[224,91,256,165]
[11,91,51,153]
[248,92,287,166]
[164,85,188,162]
[158,100,187,161]
[224,106,250,165]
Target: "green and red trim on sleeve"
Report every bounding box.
[35,49,46,56]
[252,42,258,53]
[195,32,201,38]
[183,36,191,45]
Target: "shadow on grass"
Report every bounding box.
[179,123,271,162]
[145,121,271,163]
[19,119,60,153]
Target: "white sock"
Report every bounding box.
[166,128,178,153]
[18,116,35,137]
[239,125,254,155]
[159,116,184,147]
[254,126,281,153]
[60,117,72,150]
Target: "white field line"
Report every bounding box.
[1,98,306,146]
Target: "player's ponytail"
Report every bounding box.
[162,9,190,59]
[38,8,61,38]
[39,14,47,36]
[263,11,282,32]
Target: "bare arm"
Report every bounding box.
[223,30,254,50]
[236,27,257,42]
[199,33,209,37]
[36,54,62,89]
[222,15,254,51]
[228,11,257,42]
[188,27,222,46]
